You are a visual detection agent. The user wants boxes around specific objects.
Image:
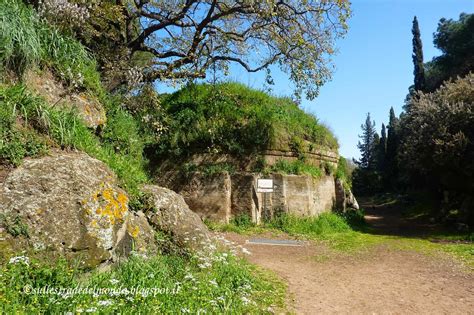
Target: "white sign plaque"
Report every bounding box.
[257,179,274,193]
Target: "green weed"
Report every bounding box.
[270,159,323,177]
[0,0,102,94]
[0,252,286,313]
[0,0,41,75]
[0,85,148,198]
[0,213,29,238]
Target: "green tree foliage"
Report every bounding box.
[412,16,426,91]
[355,113,377,170]
[424,13,474,92]
[377,13,474,226]
[377,123,387,174]
[384,107,400,189]
[31,0,351,98]
[399,74,474,224]
[352,113,382,195]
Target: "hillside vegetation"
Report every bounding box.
[155,83,338,158]
[0,1,342,313]
[0,1,293,313]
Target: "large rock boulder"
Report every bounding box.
[0,152,155,267]
[335,178,359,212]
[25,70,106,129]
[346,190,359,210]
[141,185,213,253]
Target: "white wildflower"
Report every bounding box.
[98,300,113,306]
[109,278,119,285]
[9,256,29,266]
[198,261,212,269]
[184,273,195,281]
[241,283,252,291]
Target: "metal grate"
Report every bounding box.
[246,238,304,246]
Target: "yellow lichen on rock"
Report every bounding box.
[80,183,130,250]
[84,185,128,227]
[127,224,140,239]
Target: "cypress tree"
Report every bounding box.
[380,123,387,152]
[377,123,387,173]
[386,107,399,188]
[356,113,378,170]
[412,16,426,91]
[387,108,398,156]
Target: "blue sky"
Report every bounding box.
[158,0,473,160]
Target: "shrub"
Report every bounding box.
[335,157,353,191]
[231,214,256,229]
[0,213,29,237]
[399,74,474,222]
[101,109,144,158]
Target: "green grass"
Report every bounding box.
[208,212,381,252]
[264,212,389,252]
[0,84,148,198]
[0,0,102,94]
[158,82,338,158]
[209,212,474,266]
[391,237,474,268]
[0,250,286,314]
[0,0,41,75]
[269,159,323,177]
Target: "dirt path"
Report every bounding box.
[223,206,474,314]
[361,198,442,238]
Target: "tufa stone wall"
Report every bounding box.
[157,172,339,224]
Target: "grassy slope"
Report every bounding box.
[0,1,287,313]
[159,82,339,157]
